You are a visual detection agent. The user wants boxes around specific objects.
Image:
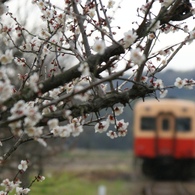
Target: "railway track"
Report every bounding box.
[143,182,193,195]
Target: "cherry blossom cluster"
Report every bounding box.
[0,178,28,195]
[123,30,138,49]
[174,77,195,89]
[32,0,65,32]
[0,160,29,194]
[94,105,128,139]
[0,159,45,195]
[0,68,14,103]
[6,100,46,146]
[142,76,168,98]
[48,117,84,137]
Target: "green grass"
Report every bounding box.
[29,150,136,195]
[1,150,138,195]
[31,171,132,195]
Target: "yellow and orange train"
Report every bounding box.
[133,98,195,179]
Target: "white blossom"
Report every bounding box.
[0,190,6,195]
[48,119,59,129]
[92,40,106,55]
[107,0,115,8]
[130,48,145,65]
[116,119,129,131]
[160,89,168,98]
[16,187,30,195]
[59,125,71,137]
[113,106,124,116]
[36,138,47,147]
[107,130,118,139]
[71,124,83,137]
[37,175,45,182]
[95,120,109,133]
[88,8,96,18]
[74,85,90,102]
[25,126,43,137]
[14,57,26,66]
[70,118,83,137]
[153,79,164,89]
[123,30,137,48]
[107,115,115,124]
[24,106,42,127]
[30,36,42,51]
[0,50,13,65]
[183,78,195,89]
[1,179,18,192]
[49,88,61,99]
[50,126,61,136]
[147,65,156,73]
[18,160,28,172]
[10,100,26,118]
[0,80,13,103]
[174,77,184,89]
[41,45,50,59]
[118,129,128,137]
[29,73,39,92]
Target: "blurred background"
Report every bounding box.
[1,0,195,194]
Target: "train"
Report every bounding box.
[133,98,195,180]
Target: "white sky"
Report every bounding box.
[112,0,195,72]
[6,0,195,72]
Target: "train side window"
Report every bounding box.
[141,117,156,131]
[175,118,191,132]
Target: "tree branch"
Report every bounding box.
[72,0,91,57]
[1,0,194,118]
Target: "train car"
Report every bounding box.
[133,98,195,179]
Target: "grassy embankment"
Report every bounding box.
[31,149,141,195]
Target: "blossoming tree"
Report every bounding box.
[0,0,195,194]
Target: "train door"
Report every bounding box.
[155,113,175,157]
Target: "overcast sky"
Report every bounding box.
[7,0,195,72]
[113,0,195,72]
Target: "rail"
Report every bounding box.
[143,182,192,195]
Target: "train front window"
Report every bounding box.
[162,118,169,131]
[175,118,191,132]
[141,117,156,130]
